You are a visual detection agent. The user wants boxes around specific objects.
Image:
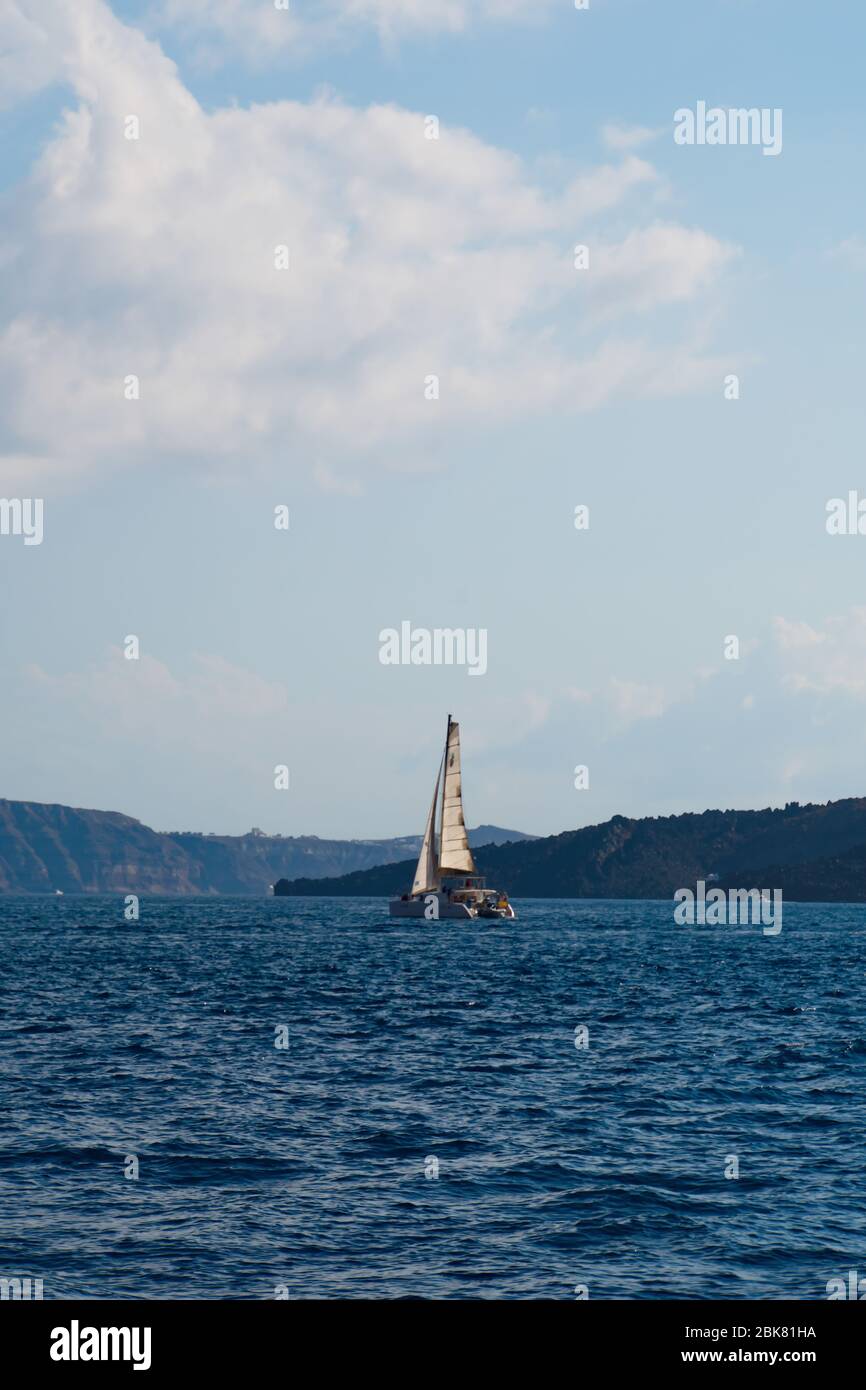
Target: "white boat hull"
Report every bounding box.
[390,895,475,920]
[389,890,515,921]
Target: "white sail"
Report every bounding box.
[438,719,476,875]
[411,756,443,894]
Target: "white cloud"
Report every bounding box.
[0,0,738,493]
[27,649,290,747]
[829,236,866,270]
[773,617,826,651]
[347,0,553,26]
[150,0,559,58]
[608,677,668,725]
[774,609,866,696]
[601,123,660,153]
[15,646,331,831]
[476,610,866,822]
[587,223,738,319]
[0,0,65,105]
[523,691,553,729]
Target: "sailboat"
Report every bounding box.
[389,716,516,921]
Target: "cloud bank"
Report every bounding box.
[0,0,736,493]
[151,0,561,58]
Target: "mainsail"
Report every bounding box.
[411,755,443,894]
[438,718,476,875]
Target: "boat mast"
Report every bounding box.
[437,713,450,873]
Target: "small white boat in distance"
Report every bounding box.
[390,716,516,921]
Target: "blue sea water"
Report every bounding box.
[1,895,865,1301]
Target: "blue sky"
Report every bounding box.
[2,0,866,839]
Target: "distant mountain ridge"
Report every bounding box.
[0,799,533,895]
[10,795,866,902]
[274,798,866,903]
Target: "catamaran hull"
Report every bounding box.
[389,894,516,920]
[389,897,475,920]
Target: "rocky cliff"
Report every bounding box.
[0,799,531,895]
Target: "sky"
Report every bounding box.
[2,0,866,840]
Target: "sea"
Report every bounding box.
[1,895,865,1301]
